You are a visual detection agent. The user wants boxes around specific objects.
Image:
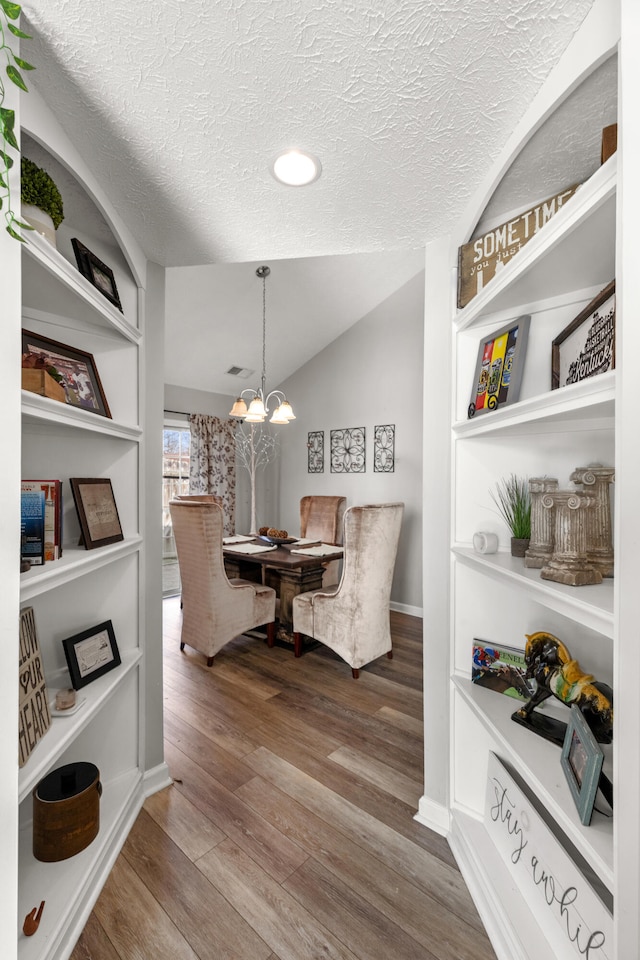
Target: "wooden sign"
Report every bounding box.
[485,752,612,959]
[552,280,615,390]
[457,184,580,309]
[19,607,51,768]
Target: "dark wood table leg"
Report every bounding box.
[277,565,324,648]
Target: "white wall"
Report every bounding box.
[275,270,425,613]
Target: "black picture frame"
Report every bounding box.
[551,280,615,390]
[467,315,530,419]
[22,329,112,419]
[69,478,124,550]
[561,704,604,826]
[71,238,123,312]
[62,620,121,690]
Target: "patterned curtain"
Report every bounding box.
[188,414,236,536]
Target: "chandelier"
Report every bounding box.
[228,265,296,425]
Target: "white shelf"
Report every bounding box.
[18,767,142,960]
[452,547,614,638]
[455,156,617,331]
[22,232,140,344]
[452,676,613,888]
[22,391,141,441]
[20,539,142,602]
[19,650,142,803]
[454,370,615,439]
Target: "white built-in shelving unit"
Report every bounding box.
[0,75,171,960]
[420,0,640,957]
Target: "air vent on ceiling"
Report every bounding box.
[226,366,254,379]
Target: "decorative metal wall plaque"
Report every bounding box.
[374,424,395,473]
[307,431,324,473]
[331,427,365,473]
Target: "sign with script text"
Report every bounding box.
[19,606,51,767]
[457,184,580,308]
[485,752,611,959]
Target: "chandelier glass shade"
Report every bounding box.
[228,265,296,425]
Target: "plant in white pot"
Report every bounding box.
[491,473,531,557]
[20,156,63,245]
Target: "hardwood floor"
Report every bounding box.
[70,598,496,960]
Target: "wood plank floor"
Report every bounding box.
[71,598,497,960]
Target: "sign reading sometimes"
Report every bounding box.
[457,184,580,308]
[485,752,612,959]
[19,607,51,767]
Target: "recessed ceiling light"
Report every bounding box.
[271,150,322,186]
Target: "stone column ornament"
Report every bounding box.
[525,477,558,568]
[540,491,603,586]
[571,465,615,578]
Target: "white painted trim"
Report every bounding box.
[143,762,173,798]
[414,795,450,836]
[390,601,422,618]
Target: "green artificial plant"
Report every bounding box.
[21,155,64,227]
[490,474,531,540]
[0,0,35,241]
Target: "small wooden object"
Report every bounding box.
[23,901,45,937]
[33,761,101,862]
[21,369,65,404]
[601,123,617,164]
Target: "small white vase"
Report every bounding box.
[21,204,57,247]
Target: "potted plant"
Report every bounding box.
[0,0,35,241]
[20,156,63,246]
[491,474,531,557]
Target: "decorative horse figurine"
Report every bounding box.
[512,631,613,745]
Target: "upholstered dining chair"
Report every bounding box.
[292,502,404,677]
[299,494,347,587]
[169,498,276,666]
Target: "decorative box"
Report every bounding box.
[32,761,101,862]
[22,369,65,404]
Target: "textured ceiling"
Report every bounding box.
[21,0,597,269]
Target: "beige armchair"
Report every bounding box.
[300,494,346,587]
[292,502,404,677]
[169,499,276,666]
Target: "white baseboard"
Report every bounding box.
[390,601,423,618]
[414,795,450,836]
[143,761,173,797]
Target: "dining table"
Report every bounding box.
[222,537,343,641]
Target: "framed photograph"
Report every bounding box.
[71,238,123,312]
[62,620,121,690]
[552,280,615,390]
[70,478,124,549]
[22,329,112,419]
[561,705,604,826]
[467,315,530,419]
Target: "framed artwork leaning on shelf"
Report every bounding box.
[62,620,121,690]
[552,279,615,389]
[561,704,605,826]
[467,315,530,419]
[70,478,124,549]
[71,238,123,312]
[22,329,112,419]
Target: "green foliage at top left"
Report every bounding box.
[0,0,35,241]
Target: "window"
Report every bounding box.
[162,424,190,595]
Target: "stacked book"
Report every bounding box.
[21,480,63,566]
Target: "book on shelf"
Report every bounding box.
[472,639,535,701]
[21,480,63,562]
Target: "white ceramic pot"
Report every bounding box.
[21,204,57,247]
